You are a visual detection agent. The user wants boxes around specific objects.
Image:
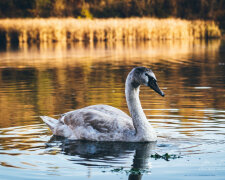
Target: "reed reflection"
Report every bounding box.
[0,40,221,68]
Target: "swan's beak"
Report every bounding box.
[148,80,165,97]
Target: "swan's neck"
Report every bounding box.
[125,75,157,141]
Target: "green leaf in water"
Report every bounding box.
[111,167,124,173]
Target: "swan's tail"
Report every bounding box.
[40,116,58,133]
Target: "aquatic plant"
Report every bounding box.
[150,153,182,161]
[111,167,150,175]
[0,18,221,44]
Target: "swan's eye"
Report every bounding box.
[150,77,155,81]
[146,74,156,82]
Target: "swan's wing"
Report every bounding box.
[60,105,134,134]
[84,104,131,120]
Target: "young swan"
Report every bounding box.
[41,67,164,142]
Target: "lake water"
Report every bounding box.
[0,40,225,180]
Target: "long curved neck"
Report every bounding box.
[125,73,156,141]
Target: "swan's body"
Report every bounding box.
[41,67,164,142]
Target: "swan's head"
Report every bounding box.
[130,67,165,97]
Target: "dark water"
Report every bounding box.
[0,40,225,180]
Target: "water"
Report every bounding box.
[0,40,225,180]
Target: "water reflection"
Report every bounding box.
[0,40,224,131]
[0,40,225,179]
[0,40,222,68]
[47,136,156,180]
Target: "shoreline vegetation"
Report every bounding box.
[0,18,221,44]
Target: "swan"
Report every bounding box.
[41,67,164,142]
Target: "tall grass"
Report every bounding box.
[0,18,221,44]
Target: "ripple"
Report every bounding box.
[194,87,212,89]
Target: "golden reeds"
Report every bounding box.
[0,18,221,44]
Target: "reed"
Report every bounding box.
[0,18,221,44]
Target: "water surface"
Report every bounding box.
[0,40,225,179]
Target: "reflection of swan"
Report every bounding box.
[47,136,156,178]
[41,67,164,142]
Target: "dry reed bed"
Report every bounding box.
[0,18,221,43]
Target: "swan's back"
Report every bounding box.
[42,105,135,141]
